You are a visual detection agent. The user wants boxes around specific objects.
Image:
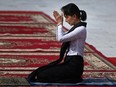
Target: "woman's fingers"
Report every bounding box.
[53,11,63,23]
[53,11,60,20]
[53,11,60,18]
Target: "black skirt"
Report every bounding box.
[28,55,84,83]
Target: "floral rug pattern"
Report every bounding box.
[0,11,115,86]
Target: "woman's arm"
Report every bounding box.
[56,25,85,42]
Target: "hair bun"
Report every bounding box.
[80,10,87,21]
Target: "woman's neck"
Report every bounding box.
[74,19,80,25]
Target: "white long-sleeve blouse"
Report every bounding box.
[56,25,87,57]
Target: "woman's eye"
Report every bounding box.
[65,16,68,18]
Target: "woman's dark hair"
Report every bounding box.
[61,3,87,21]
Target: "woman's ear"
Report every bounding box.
[73,14,80,20]
[72,14,77,19]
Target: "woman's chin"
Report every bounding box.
[69,24,73,26]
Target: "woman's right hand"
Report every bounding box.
[53,10,63,25]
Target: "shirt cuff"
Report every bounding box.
[57,25,63,29]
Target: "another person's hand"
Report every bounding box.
[53,11,63,25]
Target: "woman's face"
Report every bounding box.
[64,14,77,26]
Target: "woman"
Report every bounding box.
[28,3,87,83]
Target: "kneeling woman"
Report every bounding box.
[28,3,87,83]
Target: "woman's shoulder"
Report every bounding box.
[75,26,86,32]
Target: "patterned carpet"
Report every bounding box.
[0,11,116,86]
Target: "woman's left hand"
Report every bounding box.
[53,10,63,25]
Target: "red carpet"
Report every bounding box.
[0,26,49,34]
[0,11,116,86]
[0,38,61,51]
[107,57,116,66]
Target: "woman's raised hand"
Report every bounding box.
[53,11,63,25]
